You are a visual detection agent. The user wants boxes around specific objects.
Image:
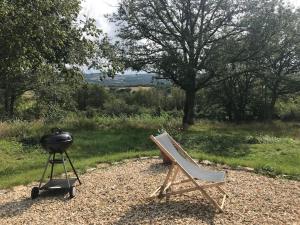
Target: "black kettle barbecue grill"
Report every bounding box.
[31,128,81,199]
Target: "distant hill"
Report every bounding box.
[84,73,170,87]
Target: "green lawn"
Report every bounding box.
[0,117,299,189]
[183,121,300,177]
[0,128,158,189]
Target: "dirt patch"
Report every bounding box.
[0,159,299,224]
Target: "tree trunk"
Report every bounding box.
[264,88,278,121]
[4,84,10,117]
[267,94,277,120]
[225,103,233,121]
[4,92,9,116]
[182,89,196,128]
[9,92,15,117]
[3,83,16,118]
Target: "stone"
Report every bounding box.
[86,168,96,172]
[0,189,7,195]
[200,159,213,165]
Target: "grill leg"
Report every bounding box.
[62,153,71,189]
[65,151,81,185]
[38,154,52,189]
[50,153,56,180]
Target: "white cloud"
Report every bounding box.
[290,0,300,7]
[80,0,120,37]
[80,0,300,74]
[81,0,300,38]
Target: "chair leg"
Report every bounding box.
[149,186,163,198]
[216,186,228,210]
[158,163,176,196]
[220,194,227,209]
[217,186,229,197]
[189,177,225,212]
[170,166,179,183]
[149,163,176,199]
[199,188,224,212]
[165,166,179,201]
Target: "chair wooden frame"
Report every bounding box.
[149,133,228,212]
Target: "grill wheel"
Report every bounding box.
[69,186,76,198]
[31,187,39,199]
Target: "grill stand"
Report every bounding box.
[31,152,81,199]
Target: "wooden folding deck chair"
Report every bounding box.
[149,132,228,212]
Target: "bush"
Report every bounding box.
[68,116,99,130]
[0,119,45,140]
[76,84,109,110]
[103,98,140,116]
[276,96,300,121]
[245,134,295,144]
[42,104,68,123]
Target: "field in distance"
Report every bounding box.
[84,73,170,87]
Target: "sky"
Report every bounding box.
[81,0,300,37]
[80,0,300,74]
[80,0,119,37]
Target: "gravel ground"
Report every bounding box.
[0,158,299,225]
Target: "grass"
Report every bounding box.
[181,121,300,178]
[0,115,299,189]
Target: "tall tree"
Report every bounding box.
[111,0,246,127]
[203,0,276,122]
[257,4,300,119]
[0,0,122,118]
[196,0,300,122]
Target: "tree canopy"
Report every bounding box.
[111,0,300,125]
[0,0,122,118]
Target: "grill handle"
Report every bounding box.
[51,127,62,134]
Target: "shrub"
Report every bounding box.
[103,98,140,116]
[42,104,68,123]
[76,84,109,110]
[245,134,295,144]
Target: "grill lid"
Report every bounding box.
[40,128,73,153]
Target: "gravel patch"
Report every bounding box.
[0,158,299,225]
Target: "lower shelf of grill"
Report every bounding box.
[41,178,77,190]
